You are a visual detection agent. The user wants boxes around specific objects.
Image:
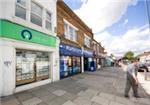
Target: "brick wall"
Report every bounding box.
[57,0,93,48]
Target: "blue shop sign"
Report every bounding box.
[59,44,82,56]
[83,50,93,57]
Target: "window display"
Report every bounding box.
[16,50,50,86]
[60,56,81,79]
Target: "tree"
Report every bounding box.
[124,51,134,60]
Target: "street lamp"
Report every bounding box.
[145,0,150,32]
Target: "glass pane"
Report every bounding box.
[16,50,50,86]
[15,5,26,19]
[31,13,42,26]
[69,27,73,40]
[31,2,42,16]
[73,30,77,41]
[36,52,49,78]
[46,12,51,21]
[64,23,69,39]
[46,21,52,31]
[16,51,35,83]
[17,0,26,7]
[73,57,81,74]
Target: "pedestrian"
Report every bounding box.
[124,58,140,98]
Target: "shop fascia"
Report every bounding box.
[59,43,94,57]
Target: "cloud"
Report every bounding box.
[94,25,150,56]
[123,19,128,25]
[74,0,138,33]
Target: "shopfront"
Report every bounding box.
[83,50,96,71]
[0,20,59,96]
[59,44,82,79]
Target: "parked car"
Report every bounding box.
[138,63,149,72]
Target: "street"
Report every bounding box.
[1,67,150,105]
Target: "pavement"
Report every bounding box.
[0,67,150,105]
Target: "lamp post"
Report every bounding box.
[145,0,150,32]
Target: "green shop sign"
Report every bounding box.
[0,20,56,47]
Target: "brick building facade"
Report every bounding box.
[57,0,97,79]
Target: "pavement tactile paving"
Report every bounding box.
[1,67,150,105]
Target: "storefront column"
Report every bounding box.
[81,56,84,73]
[1,46,16,96]
[52,38,60,81]
[81,47,84,73]
[0,46,3,96]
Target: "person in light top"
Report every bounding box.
[124,58,140,98]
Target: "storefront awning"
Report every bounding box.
[59,44,82,56]
[83,50,93,58]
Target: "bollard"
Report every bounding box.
[144,69,147,80]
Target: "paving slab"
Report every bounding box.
[62,92,77,101]
[109,101,124,105]
[22,97,42,105]
[52,90,66,96]
[62,100,77,105]
[115,96,134,105]
[73,96,92,105]
[15,91,33,102]
[91,96,109,105]
[1,95,20,105]
[98,92,115,101]
[136,98,150,105]
[39,93,57,102]
[45,97,67,105]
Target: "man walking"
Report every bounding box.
[124,59,140,98]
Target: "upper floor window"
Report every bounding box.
[45,11,52,31]
[64,22,77,42]
[84,36,90,47]
[15,0,53,32]
[31,2,42,26]
[15,0,26,19]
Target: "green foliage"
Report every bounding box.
[124,51,134,60]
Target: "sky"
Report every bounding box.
[64,0,150,57]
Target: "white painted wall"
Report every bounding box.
[1,46,15,96]
[0,0,57,37]
[0,0,16,20]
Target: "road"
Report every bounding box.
[0,67,150,105]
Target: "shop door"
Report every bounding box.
[72,57,81,74]
[16,50,50,86]
[84,57,88,71]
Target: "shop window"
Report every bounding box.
[31,2,42,26]
[16,50,50,86]
[15,0,26,20]
[45,11,52,31]
[60,56,81,79]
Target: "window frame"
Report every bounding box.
[64,21,77,42]
[45,11,53,31]
[84,35,90,47]
[30,1,43,26]
[15,0,53,32]
[15,0,27,20]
